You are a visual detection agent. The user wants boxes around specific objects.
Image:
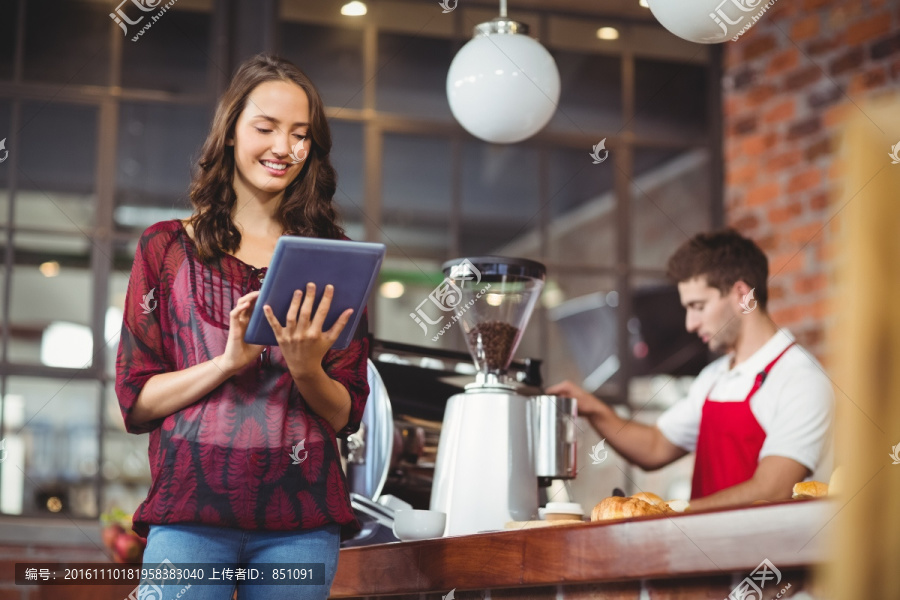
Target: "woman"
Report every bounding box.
[115,53,369,600]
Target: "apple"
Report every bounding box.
[114,532,143,564]
[102,523,126,550]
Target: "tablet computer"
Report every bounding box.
[244,236,386,350]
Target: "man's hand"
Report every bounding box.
[546,380,607,417]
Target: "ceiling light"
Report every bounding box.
[341,1,367,16]
[596,27,619,40]
[639,0,649,7]
[446,0,560,144]
[380,281,405,299]
[39,261,60,277]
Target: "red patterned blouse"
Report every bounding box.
[115,219,369,539]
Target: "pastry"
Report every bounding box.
[792,481,829,499]
[591,496,667,521]
[631,491,666,506]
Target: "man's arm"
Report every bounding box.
[547,380,689,471]
[688,455,810,511]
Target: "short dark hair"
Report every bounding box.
[666,229,769,310]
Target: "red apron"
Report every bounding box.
[690,343,795,499]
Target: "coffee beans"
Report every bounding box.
[466,321,521,371]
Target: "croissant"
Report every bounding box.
[591,496,667,521]
[792,481,829,499]
[631,491,666,506]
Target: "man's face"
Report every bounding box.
[677,276,740,354]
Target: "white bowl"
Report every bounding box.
[392,509,446,541]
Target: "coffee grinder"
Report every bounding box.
[430,256,549,535]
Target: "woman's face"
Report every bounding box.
[228,79,311,202]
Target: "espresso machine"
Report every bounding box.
[430,257,577,536]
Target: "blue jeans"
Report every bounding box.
[139,522,341,600]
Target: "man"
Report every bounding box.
[549,230,834,511]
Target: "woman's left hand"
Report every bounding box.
[263,282,354,379]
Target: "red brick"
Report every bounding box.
[746,84,778,108]
[787,169,823,194]
[802,0,831,10]
[845,13,892,45]
[805,137,833,161]
[789,221,825,245]
[823,103,852,127]
[794,273,828,294]
[744,181,781,207]
[870,32,900,60]
[730,213,761,231]
[807,297,831,319]
[791,15,820,41]
[768,283,786,301]
[765,149,803,172]
[830,48,865,77]
[770,304,807,324]
[768,202,804,224]
[727,162,759,187]
[763,98,796,124]
[784,65,823,91]
[732,115,759,136]
[767,48,800,76]
[849,67,887,94]
[810,192,831,210]
[892,58,900,81]
[741,132,778,156]
[787,117,822,140]
[807,36,840,56]
[743,35,778,61]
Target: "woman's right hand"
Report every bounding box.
[217,290,265,376]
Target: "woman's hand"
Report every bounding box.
[218,290,265,375]
[263,283,354,380]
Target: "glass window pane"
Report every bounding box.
[372,258,454,348]
[382,133,452,258]
[631,147,712,270]
[107,266,132,378]
[114,103,209,234]
[461,141,539,256]
[376,33,453,120]
[120,8,212,94]
[547,145,616,267]
[102,386,151,516]
[0,0,16,81]
[17,102,98,230]
[280,22,364,109]
[23,0,109,86]
[1,378,100,518]
[329,120,364,241]
[635,59,709,139]
[8,233,93,365]
[548,51,622,134]
[0,99,9,225]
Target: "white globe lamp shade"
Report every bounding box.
[447,20,561,144]
[647,0,766,44]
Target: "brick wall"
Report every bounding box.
[722,0,900,364]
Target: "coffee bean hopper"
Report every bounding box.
[430,257,576,535]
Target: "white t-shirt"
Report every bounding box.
[656,329,835,482]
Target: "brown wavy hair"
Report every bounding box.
[666,229,769,311]
[186,53,344,262]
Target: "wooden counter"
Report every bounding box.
[332,499,834,599]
